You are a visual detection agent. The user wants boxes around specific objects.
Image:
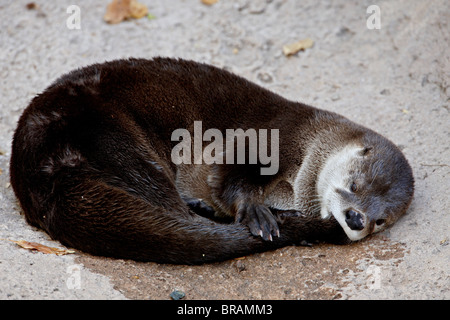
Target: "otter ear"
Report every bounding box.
[359,146,373,156]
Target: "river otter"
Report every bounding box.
[10,58,414,264]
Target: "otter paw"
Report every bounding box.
[236,203,280,241]
[184,197,216,217]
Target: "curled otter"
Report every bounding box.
[10,58,414,264]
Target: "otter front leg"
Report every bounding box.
[208,163,280,241]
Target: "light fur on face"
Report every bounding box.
[317,145,369,240]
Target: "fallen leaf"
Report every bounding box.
[10,239,75,256]
[129,0,148,19]
[104,0,130,24]
[282,38,314,56]
[201,0,219,5]
[104,0,149,24]
[26,2,37,10]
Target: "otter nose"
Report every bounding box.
[345,209,365,231]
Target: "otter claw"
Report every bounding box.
[237,203,280,241]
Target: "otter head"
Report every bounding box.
[317,136,414,241]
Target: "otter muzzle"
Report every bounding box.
[345,209,365,231]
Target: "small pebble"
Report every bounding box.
[331,93,340,101]
[170,290,185,300]
[257,72,273,83]
[235,260,246,272]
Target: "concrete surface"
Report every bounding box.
[0,0,448,300]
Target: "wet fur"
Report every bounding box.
[10,58,413,264]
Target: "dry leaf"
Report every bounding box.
[282,38,314,56]
[10,240,75,256]
[104,0,149,24]
[104,0,130,24]
[26,2,38,10]
[129,0,148,19]
[201,0,219,5]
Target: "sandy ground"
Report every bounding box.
[0,0,448,300]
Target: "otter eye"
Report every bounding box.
[362,147,372,155]
[358,146,372,156]
[376,219,386,226]
[350,182,358,192]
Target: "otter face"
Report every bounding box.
[317,141,414,241]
